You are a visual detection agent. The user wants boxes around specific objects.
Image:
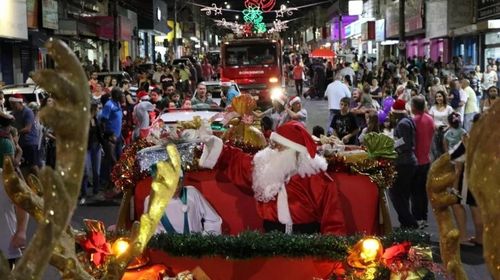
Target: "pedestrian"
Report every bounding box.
[389,99,418,229]
[283,96,307,126]
[482,85,498,112]
[201,58,214,82]
[293,61,305,97]
[358,110,380,145]
[428,91,453,160]
[9,94,40,178]
[461,79,479,131]
[330,97,359,145]
[324,73,351,134]
[0,113,28,269]
[410,96,434,229]
[80,102,103,204]
[144,171,222,235]
[132,91,155,140]
[99,88,123,198]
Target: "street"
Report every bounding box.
[34,90,490,279]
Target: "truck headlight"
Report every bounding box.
[269,77,279,83]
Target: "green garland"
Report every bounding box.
[148,229,430,260]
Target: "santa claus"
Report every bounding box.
[200,121,346,234]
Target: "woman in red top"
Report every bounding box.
[292,61,305,97]
[201,58,214,81]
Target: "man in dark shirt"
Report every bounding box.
[389,99,418,229]
[9,94,39,177]
[330,97,359,145]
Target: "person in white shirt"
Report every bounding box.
[324,73,351,133]
[482,65,498,96]
[461,79,479,132]
[144,174,222,235]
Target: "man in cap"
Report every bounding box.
[10,94,40,177]
[200,121,346,234]
[283,96,307,125]
[389,99,418,229]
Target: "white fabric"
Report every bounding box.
[144,186,222,235]
[199,136,223,169]
[252,148,297,203]
[0,172,22,259]
[269,132,308,154]
[324,81,351,110]
[277,186,292,233]
[429,105,454,127]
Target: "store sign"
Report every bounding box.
[385,0,423,38]
[361,21,375,41]
[478,0,500,21]
[42,0,59,30]
[426,0,447,39]
[348,1,363,16]
[0,0,28,40]
[375,19,385,42]
[27,0,39,28]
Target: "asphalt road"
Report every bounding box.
[33,85,489,279]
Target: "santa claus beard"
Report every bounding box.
[252,147,297,202]
[252,147,328,202]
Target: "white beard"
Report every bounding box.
[252,147,328,202]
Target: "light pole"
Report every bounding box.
[173,0,177,58]
[398,0,406,63]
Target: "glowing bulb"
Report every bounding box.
[361,238,381,261]
[112,238,130,257]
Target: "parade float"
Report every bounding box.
[1,39,499,280]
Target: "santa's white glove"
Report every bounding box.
[199,135,223,169]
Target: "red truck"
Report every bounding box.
[220,34,283,108]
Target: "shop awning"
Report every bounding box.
[310,48,336,58]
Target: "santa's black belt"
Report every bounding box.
[263,220,320,234]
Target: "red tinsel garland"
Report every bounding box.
[111,138,155,192]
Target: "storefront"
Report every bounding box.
[0,0,29,85]
[138,0,169,63]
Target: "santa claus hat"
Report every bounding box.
[391,99,406,114]
[289,96,301,106]
[9,93,24,103]
[137,90,150,101]
[270,121,317,158]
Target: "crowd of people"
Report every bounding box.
[306,54,498,246]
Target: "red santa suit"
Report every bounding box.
[200,121,346,235]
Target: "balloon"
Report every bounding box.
[383,96,395,113]
[378,110,388,125]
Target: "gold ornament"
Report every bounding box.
[347,237,383,269]
[0,38,92,279]
[466,100,500,279]
[102,144,180,279]
[222,94,266,150]
[426,153,467,279]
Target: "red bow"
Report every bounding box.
[382,242,412,267]
[80,231,112,267]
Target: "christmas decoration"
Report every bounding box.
[200,3,222,16]
[268,19,289,33]
[465,100,500,279]
[78,220,112,268]
[242,7,267,33]
[244,0,276,12]
[426,153,467,280]
[363,133,397,159]
[275,4,298,18]
[148,230,430,260]
[347,238,383,269]
[221,94,267,152]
